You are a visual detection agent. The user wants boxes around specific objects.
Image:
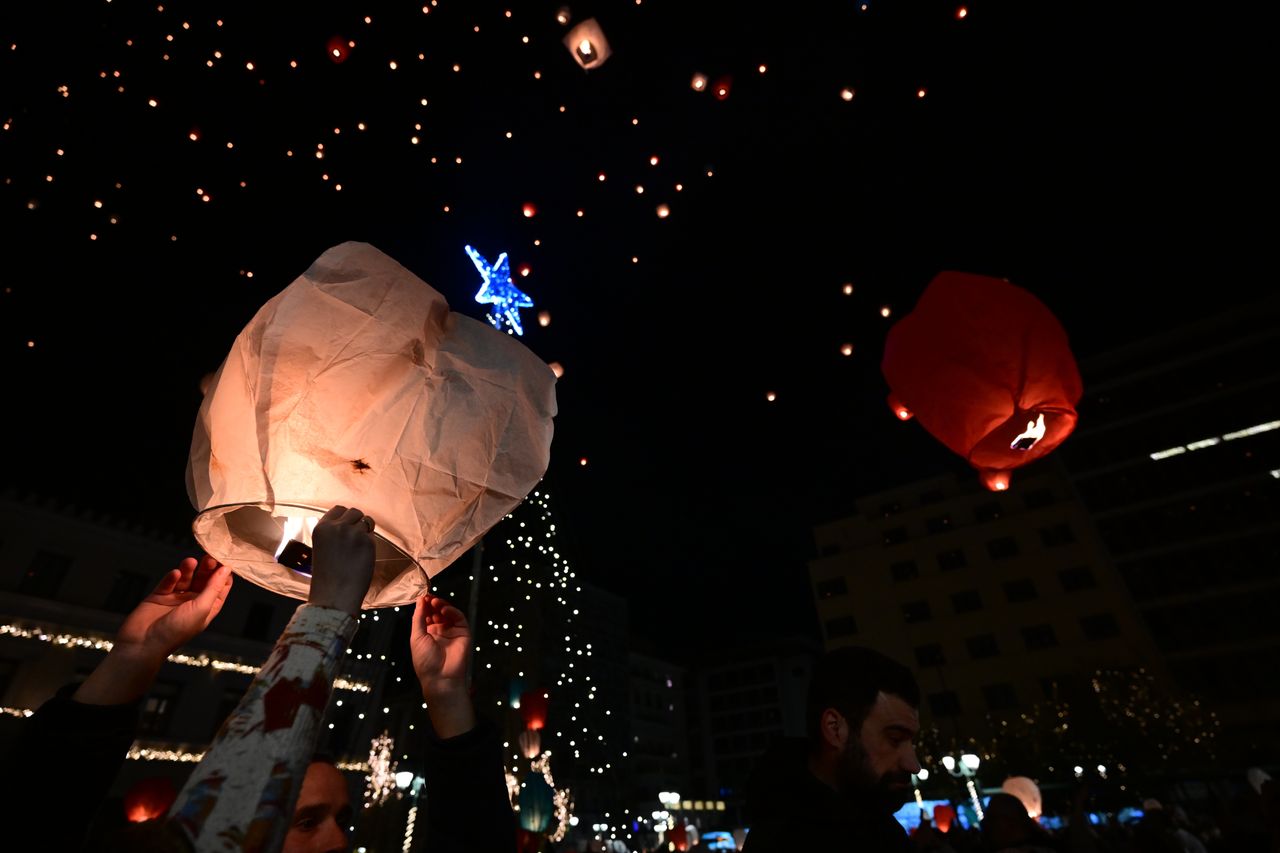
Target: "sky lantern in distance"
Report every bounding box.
[563,18,611,70]
[325,36,350,63]
[881,271,1082,491]
[187,242,557,609]
[124,777,177,823]
[520,689,549,730]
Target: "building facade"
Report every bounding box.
[807,463,1163,748]
[1056,295,1280,763]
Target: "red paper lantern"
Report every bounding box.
[882,271,1082,490]
[933,803,956,833]
[123,776,177,823]
[713,76,732,100]
[669,823,689,851]
[520,689,549,731]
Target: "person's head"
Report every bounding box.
[283,759,353,853]
[806,646,922,811]
[982,792,1035,847]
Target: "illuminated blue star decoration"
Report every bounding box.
[465,244,534,336]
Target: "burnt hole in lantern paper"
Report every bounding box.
[351,458,372,473]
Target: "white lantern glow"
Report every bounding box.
[187,242,557,609]
[563,18,611,70]
[1001,776,1042,820]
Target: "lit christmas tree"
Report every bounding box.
[464,484,627,838]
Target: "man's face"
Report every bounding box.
[283,762,352,853]
[836,691,921,812]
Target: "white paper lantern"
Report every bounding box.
[187,241,557,608]
[519,728,542,760]
[1001,776,1042,820]
[563,18,611,70]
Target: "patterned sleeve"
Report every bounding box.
[167,604,359,853]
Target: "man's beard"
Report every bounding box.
[835,738,914,814]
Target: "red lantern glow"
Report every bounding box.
[713,77,732,100]
[123,776,177,823]
[882,271,1082,489]
[522,203,537,218]
[326,36,350,63]
[520,689,549,731]
[933,803,956,833]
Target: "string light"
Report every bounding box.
[0,622,370,692]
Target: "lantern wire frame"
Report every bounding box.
[193,502,424,608]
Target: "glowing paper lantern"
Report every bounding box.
[932,803,956,833]
[563,18,611,70]
[1002,776,1043,820]
[520,689,549,730]
[881,271,1082,490]
[519,728,542,759]
[124,776,177,823]
[325,36,350,63]
[669,824,689,851]
[518,771,555,833]
[187,242,557,609]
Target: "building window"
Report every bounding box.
[1081,612,1120,640]
[925,515,952,534]
[928,691,961,717]
[1022,624,1058,651]
[1058,566,1097,592]
[982,683,1018,710]
[1040,523,1077,547]
[816,577,848,599]
[882,527,908,546]
[902,600,932,624]
[966,634,999,659]
[986,536,1020,560]
[937,549,968,572]
[975,501,1003,523]
[1002,578,1038,603]
[825,616,858,638]
[890,560,919,583]
[914,644,945,667]
[138,681,182,737]
[1024,488,1055,509]
[19,550,72,599]
[951,589,983,614]
[103,571,152,614]
[243,603,275,641]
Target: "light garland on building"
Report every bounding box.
[2,706,34,718]
[402,802,419,853]
[0,622,371,693]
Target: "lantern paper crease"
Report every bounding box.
[188,241,557,608]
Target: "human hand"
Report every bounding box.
[115,555,233,661]
[75,555,232,705]
[308,505,376,615]
[411,593,475,737]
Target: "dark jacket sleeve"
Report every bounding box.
[420,715,517,853]
[0,683,141,851]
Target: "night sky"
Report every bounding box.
[0,1,1266,660]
